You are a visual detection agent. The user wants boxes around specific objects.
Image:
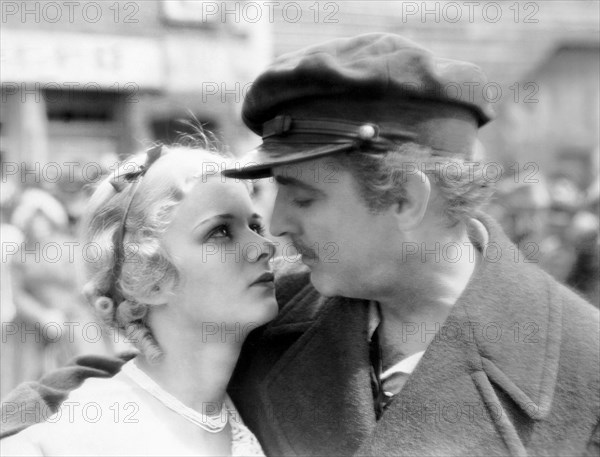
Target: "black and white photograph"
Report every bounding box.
[0,1,599,456]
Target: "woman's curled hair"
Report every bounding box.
[79,140,228,362]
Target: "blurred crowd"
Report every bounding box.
[0,152,126,399]
[486,147,600,306]
[1,148,599,399]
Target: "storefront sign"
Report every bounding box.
[1,30,165,89]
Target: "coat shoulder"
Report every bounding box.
[553,277,600,378]
[552,274,599,349]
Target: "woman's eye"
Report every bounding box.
[250,223,265,236]
[209,224,231,239]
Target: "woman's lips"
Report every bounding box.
[250,271,275,287]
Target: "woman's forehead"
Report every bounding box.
[188,174,251,205]
[142,148,230,189]
[160,148,229,173]
[170,176,255,227]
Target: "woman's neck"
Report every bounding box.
[135,315,243,414]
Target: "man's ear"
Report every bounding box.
[393,170,431,230]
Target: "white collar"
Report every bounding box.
[381,350,425,380]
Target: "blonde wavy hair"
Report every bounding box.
[80,141,229,363]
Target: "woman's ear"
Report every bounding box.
[393,170,431,230]
[139,285,171,306]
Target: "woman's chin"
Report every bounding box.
[258,295,279,325]
[244,295,278,331]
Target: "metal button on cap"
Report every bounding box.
[358,124,377,140]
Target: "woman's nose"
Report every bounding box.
[261,238,276,262]
[245,234,276,263]
[269,191,293,238]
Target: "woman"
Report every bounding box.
[1,143,278,456]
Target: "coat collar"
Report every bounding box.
[458,213,562,419]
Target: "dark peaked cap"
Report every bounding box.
[224,33,495,179]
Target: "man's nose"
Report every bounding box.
[269,191,293,238]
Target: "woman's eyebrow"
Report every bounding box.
[195,213,262,230]
[194,214,235,229]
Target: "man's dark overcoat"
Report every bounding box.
[229,215,600,456]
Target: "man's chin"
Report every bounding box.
[308,270,338,297]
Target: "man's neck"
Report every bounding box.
[376,225,480,364]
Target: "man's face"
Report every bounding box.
[270,158,402,298]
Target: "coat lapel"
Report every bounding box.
[461,219,563,421]
[359,215,562,457]
[358,295,528,457]
[258,295,377,456]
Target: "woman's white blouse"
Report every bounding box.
[1,362,265,456]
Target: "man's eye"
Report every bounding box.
[292,199,314,208]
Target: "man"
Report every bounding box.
[2,33,599,456]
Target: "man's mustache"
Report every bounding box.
[290,240,319,260]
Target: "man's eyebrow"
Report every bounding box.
[274,176,323,194]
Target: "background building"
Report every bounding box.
[1,0,271,169]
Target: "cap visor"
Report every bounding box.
[222,142,355,179]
